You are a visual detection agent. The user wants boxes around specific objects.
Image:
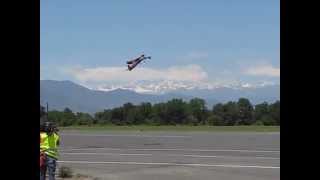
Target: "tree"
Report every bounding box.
[122,103,135,125]
[139,102,153,120]
[223,101,239,125]
[212,102,238,125]
[254,102,269,121]
[61,108,77,126]
[131,105,147,125]
[95,110,112,125]
[212,103,227,125]
[63,108,73,114]
[166,99,188,125]
[151,103,168,125]
[110,107,125,125]
[269,101,280,125]
[76,112,94,126]
[49,98,279,127]
[188,98,207,125]
[212,103,224,115]
[237,98,254,125]
[48,110,64,125]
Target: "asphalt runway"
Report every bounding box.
[58,131,280,180]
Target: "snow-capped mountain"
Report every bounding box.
[41,80,279,113]
[95,80,278,95]
[94,80,279,106]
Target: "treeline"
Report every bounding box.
[40,98,280,126]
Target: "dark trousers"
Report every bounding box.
[40,155,57,180]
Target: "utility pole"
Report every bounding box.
[46,102,49,121]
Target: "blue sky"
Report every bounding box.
[41,0,279,89]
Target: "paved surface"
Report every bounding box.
[58,131,280,180]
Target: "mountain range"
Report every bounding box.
[40,80,280,113]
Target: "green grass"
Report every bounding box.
[60,125,279,132]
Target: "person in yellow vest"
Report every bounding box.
[40,122,60,180]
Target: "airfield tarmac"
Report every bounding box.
[58,131,280,180]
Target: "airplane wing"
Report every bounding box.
[126,60,135,64]
[127,56,143,64]
[126,55,151,71]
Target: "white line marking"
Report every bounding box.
[58,160,280,169]
[61,152,279,160]
[62,152,153,156]
[60,134,189,138]
[61,147,280,153]
[172,154,280,160]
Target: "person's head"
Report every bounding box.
[41,121,57,135]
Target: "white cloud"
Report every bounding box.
[66,64,208,83]
[244,64,280,77]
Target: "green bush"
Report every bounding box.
[253,120,264,126]
[261,115,277,126]
[185,115,198,126]
[207,115,224,126]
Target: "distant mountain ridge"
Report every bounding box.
[40,80,279,113]
[40,80,195,113]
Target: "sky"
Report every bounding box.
[41,0,279,89]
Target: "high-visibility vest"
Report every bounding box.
[40,132,59,159]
